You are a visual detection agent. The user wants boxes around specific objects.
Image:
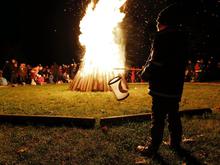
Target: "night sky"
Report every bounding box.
[0,0,219,67]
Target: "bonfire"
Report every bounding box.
[70,0,127,92]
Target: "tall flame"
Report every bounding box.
[71,0,127,91]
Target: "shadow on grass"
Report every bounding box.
[142,147,205,165]
[152,153,169,165]
[175,147,205,165]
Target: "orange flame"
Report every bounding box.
[78,0,127,79]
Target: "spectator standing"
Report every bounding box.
[52,62,59,83]
[204,57,216,81]
[130,66,136,83]
[194,60,201,82]
[10,59,18,85]
[2,61,11,83]
[26,64,32,84]
[69,63,77,80]
[185,60,194,82]
[58,65,63,83]
[194,59,205,82]
[137,3,189,157]
[199,59,206,81]
[18,63,27,85]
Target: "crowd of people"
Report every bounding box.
[126,57,220,83]
[0,59,78,86]
[184,57,220,82]
[0,57,220,86]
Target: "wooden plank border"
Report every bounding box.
[0,114,96,129]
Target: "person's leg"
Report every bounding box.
[137,96,168,156]
[150,96,168,151]
[167,99,182,148]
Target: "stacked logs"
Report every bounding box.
[70,71,115,92]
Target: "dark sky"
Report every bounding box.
[0,0,219,67]
[0,0,77,65]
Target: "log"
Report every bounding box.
[70,69,123,92]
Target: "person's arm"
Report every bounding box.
[139,34,164,80]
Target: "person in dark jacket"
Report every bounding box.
[137,3,189,157]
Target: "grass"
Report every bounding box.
[0,83,220,118]
[0,83,150,118]
[0,115,220,164]
[0,83,220,164]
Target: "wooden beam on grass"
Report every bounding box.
[0,114,96,129]
[100,113,152,127]
[180,108,212,117]
[100,108,213,127]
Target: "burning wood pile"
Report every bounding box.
[70,0,127,92]
[70,72,113,92]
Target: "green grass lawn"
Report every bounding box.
[0,83,220,117]
[0,83,220,164]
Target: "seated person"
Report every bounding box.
[0,70,8,86]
